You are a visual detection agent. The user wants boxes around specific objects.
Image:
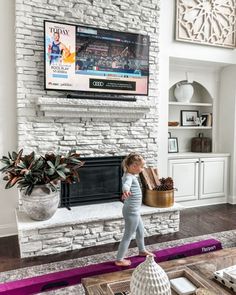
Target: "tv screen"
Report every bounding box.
[44,21,149,95]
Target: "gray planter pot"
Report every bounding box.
[20,185,60,221]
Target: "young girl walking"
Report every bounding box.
[115,152,155,267]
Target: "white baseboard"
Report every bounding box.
[0,223,17,237]
[177,197,227,208]
[228,195,236,204]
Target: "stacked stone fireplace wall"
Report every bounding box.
[15,0,160,165]
[14,1,175,259]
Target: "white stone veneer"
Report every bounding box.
[16,202,182,258]
[15,0,160,165]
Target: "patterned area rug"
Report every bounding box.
[0,229,235,295]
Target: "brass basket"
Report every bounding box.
[143,189,174,208]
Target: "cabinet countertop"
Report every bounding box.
[168,152,230,159]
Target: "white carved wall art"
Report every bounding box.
[176,0,236,48]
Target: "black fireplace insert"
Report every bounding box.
[60,156,124,208]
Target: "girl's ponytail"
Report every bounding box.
[122,152,144,172]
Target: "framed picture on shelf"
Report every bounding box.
[181,110,199,126]
[168,137,179,153]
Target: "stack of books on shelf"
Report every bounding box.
[201,113,212,127]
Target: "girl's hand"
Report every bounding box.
[121,191,131,200]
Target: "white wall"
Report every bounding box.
[218,66,236,204]
[0,0,18,236]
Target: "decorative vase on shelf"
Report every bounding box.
[130,255,171,295]
[174,82,194,103]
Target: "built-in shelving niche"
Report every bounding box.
[168,81,213,153]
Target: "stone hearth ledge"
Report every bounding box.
[36,97,151,119]
[16,202,183,258]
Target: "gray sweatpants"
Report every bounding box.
[116,207,146,260]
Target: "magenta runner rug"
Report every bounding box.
[0,238,222,294]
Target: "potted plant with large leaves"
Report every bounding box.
[0,149,84,221]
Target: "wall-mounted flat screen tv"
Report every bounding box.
[44,21,149,95]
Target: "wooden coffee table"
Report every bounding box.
[82,248,236,294]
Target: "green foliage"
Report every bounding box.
[155,177,174,191]
[0,149,84,196]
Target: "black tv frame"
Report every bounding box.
[43,20,150,99]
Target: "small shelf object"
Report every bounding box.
[181,110,199,127]
[168,136,179,153]
[174,81,194,103]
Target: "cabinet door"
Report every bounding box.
[168,159,199,201]
[199,157,227,199]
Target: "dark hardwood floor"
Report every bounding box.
[1,204,236,272]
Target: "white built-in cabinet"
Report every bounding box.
[168,155,229,206]
[168,158,198,202]
[167,58,230,206]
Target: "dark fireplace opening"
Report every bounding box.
[60,156,125,208]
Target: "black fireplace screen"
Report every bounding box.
[60,156,124,208]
